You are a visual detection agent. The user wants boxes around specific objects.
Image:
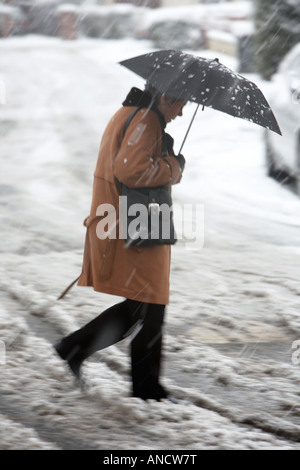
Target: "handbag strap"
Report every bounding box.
[122,107,141,138]
[122,106,167,156]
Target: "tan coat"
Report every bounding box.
[77,106,182,305]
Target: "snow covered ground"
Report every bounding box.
[1,35,300,450]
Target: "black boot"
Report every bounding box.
[130,303,167,401]
[54,341,84,380]
[132,381,168,401]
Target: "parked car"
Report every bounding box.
[264,43,300,195]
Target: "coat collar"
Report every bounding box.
[122,87,166,129]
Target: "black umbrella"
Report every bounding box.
[119,49,282,151]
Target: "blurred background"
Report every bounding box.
[0,0,300,78]
[2,1,299,188]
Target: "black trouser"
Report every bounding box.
[57,299,167,399]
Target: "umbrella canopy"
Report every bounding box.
[119,49,282,136]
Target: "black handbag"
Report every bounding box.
[120,107,176,247]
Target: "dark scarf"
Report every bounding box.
[122,87,166,129]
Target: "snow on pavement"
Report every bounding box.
[1,36,300,450]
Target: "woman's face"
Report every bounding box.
[158,97,186,124]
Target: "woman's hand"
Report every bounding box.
[173,154,185,173]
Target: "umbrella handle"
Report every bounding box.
[178,103,200,155]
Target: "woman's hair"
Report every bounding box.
[144,83,179,106]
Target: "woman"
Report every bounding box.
[54,84,186,401]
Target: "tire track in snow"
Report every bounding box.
[172,386,300,445]
[0,284,129,450]
[0,284,101,449]
[164,337,300,445]
[0,400,98,450]
[1,274,300,448]
[0,274,129,377]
